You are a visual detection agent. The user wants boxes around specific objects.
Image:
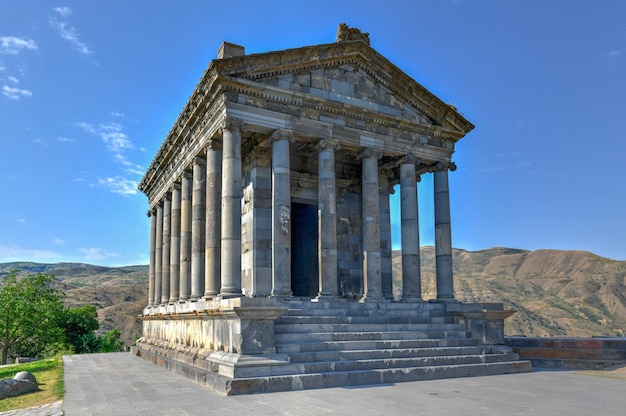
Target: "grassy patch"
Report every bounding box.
[0,356,64,412]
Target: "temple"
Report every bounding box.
[136,24,530,395]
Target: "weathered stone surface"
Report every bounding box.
[0,372,38,399]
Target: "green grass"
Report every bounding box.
[0,356,64,412]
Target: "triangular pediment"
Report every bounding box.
[212,41,474,139]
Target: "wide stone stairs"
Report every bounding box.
[225,301,532,394]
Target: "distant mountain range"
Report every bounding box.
[2,247,624,346]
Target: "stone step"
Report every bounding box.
[287,345,490,363]
[292,352,522,375]
[274,322,466,334]
[275,330,471,344]
[276,337,479,353]
[276,315,456,325]
[224,360,533,395]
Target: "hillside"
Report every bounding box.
[392,247,626,337]
[1,247,625,346]
[0,262,147,346]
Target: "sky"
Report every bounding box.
[1,0,625,266]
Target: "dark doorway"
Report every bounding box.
[291,203,319,297]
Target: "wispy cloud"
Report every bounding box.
[7,76,18,83]
[49,7,92,55]
[78,247,120,261]
[17,218,27,224]
[77,121,135,161]
[0,244,63,263]
[0,36,37,55]
[111,111,125,117]
[2,85,32,99]
[97,176,139,195]
[52,238,66,246]
[608,49,625,59]
[58,136,75,143]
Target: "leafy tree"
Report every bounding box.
[99,328,124,352]
[78,332,101,353]
[62,305,99,353]
[0,271,66,364]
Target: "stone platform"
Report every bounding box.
[136,298,531,395]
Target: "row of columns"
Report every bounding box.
[147,121,456,306]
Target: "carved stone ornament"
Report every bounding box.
[317,139,341,151]
[336,23,370,45]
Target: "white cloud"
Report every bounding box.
[7,76,18,83]
[97,176,138,195]
[0,244,64,263]
[49,8,92,55]
[111,111,125,117]
[17,218,27,224]
[54,6,72,17]
[78,247,120,261]
[77,121,134,155]
[0,36,38,55]
[58,136,75,142]
[2,85,32,99]
[0,65,5,71]
[52,238,66,246]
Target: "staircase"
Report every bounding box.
[223,300,532,394]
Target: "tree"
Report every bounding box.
[62,305,99,353]
[99,328,124,352]
[0,271,67,364]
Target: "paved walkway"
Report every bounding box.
[8,353,626,415]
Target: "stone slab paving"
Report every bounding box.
[62,353,625,416]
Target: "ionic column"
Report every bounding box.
[161,193,172,304]
[220,118,245,298]
[434,163,456,300]
[317,139,340,300]
[191,157,206,301]
[204,140,222,299]
[147,208,157,306]
[154,202,163,305]
[359,148,383,302]
[379,174,394,300]
[169,183,181,303]
[179,170,192,301]
[271,130,293,298]
[400,156,422,301]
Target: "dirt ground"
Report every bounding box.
[578,364,626,381]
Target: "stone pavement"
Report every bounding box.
[58,352,626,416]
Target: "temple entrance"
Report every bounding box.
[291,203,318,297]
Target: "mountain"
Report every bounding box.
[392,247,626,337]
[1,247,625,346]
[0,262,147,346]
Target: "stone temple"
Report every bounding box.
[137,24,531,395]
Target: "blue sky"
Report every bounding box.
[1,1,625,266]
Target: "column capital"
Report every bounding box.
[357,148,382,160]
[317,138,341,151]
[170,182,181,192]
[270,129,295,143]
[147,207,157,217]
[401,154,420,165]
[194,156,206,166]
[220,117,247,134]
[432,161,457,172]
[182,170,193,179]
[206,138,222,151]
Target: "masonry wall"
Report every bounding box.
[505,336,626,369]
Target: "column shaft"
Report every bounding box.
[191,157,206,300]
[220,120,243,297]
[179,171,192,301]
[204,143,222,298]
[271,131,292,297]
[317,140,339,299]
[154,203,163,305]
[161,194,171,304]
[400,160,422,301]
[169,184,181,303]
[360,149,382,302]
[434,168,454,299]
[147,209,156,306]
